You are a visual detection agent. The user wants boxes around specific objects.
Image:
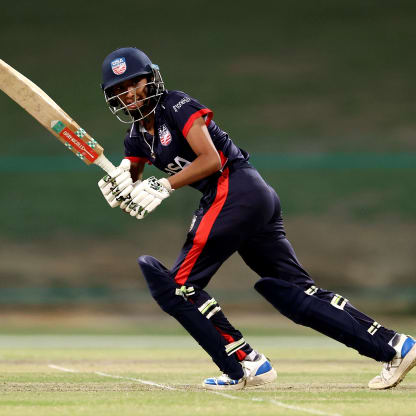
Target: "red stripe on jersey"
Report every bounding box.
[182,108,213,138]
[124,156,152,165]
[174,168,229,286]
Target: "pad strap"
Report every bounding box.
[225,338,247,356]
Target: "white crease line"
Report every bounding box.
[49,364,342,416]
[208,390,341,416]
[49,364,176,391]
[95,371,177,391]
[269,399,341,416]
[48,364,78,373]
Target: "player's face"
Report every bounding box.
[112,77,148,110]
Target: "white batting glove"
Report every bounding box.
[98,159,133,208]
[125,177,173,219]
[119,179,143,210]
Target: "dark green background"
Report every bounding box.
[1,1,415,312]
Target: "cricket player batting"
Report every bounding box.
[97,47,416,390]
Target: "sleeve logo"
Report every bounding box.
[172,96,191,112]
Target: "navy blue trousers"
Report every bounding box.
[163,163,396,363]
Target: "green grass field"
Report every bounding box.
[1,333,415,416]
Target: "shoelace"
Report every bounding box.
[381,357,401,380]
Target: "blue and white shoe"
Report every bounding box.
[202,373,246,390]
[241,353,277,387]
[368,334,416,390]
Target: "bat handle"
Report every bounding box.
[94,154,116,173]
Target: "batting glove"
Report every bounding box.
[119,179,143,210]
[98,159,134,208]
[125,177,173,219]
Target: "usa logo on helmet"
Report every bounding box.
[158,125,172,146]
[111,58,127,75]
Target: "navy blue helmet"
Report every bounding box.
[101,47,165,123]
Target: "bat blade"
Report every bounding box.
[0,59,115,173]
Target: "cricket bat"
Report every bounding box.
[0,59,115,173]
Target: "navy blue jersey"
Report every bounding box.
[124,90,249,192]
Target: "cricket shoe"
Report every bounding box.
[202,373,247,390]
[241,353,277,387]
[368,334,416,390]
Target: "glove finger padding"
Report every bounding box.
[137,193,155,209]
[126,188,149,213]
[129,193,154,217]
[134,199,162,220]
[117,184,134,200]
[98,159,132,208]
[132,190,151,205]
[112,176,133,196]
[98,176,111,189]
[106,192,120,208]
[99,181,112,196]
[130,181,148,199]
[120,198,132,210]
[120,180,143,211]
[113,171,131,187]
[124,177,172,220]
[98,175,118,193]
